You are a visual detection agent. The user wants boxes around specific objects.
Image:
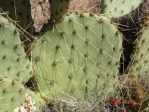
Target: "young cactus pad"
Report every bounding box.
[129,18,149,79]
[101,0,142,18]
[0,78,45,112]
[49,0,70,20]
[32,12,123,101]
[0,15,32,83]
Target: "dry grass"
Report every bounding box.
[68,0,101,14]
[39,74,149,112]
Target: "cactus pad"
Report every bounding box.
[0,15,32,83]
[101,0,142,18]
[50,0,70,20]
[0,78,45,112]
[129,19,149,79]
[0,0,32,30]
[32,12,123,101]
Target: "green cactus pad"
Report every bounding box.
[0,0,32,30]
[0,78,45,112]
[129,20,149,78]
[101,0,142,18]
[32,12,123,101]
[50,0,70,20]
[0,15,32,83]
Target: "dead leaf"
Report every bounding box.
[30,0,51,32]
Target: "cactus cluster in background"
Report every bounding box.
[0,0,149,112]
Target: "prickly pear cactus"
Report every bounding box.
[129,17,149,79]
[0,78,45,112]
[50,0,70,20]
[32,12,123,101]
[0,15,32,83]
[101,0,142,18]
[0,0,32,30]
